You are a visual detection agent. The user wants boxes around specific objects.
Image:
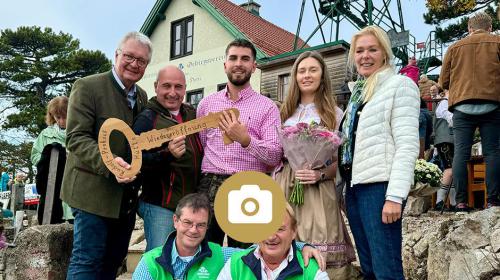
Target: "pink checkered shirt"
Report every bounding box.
[196,85,282,175]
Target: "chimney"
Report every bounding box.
[239,0,261,16]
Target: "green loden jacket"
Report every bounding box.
[60,70,147,218]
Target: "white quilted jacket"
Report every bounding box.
[350,68,420,200]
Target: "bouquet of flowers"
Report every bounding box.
[410,159,443,196]
[278,122,344,205]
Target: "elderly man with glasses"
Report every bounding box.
[61,31,152,279]
[217,204,328,279]
[133,194,325,280]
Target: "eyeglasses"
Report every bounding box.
[118,49,148,68]
[179,219,208,230]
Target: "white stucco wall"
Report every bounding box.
[137,0,261,98]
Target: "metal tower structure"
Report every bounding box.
[293,0,442,73]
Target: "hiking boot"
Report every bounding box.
[434,201,445,211]
[455,203,473,212]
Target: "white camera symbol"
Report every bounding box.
[227,185,273,224]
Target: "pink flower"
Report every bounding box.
[312,130,334,138]
[296,122,308,131]
[282,126,299,138]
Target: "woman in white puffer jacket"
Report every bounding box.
[338,26,419,279]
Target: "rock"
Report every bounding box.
[403,207,500,280]
[404,196,432,216]
[448,249,500,280]
[491,228,500,253]
[4,224,73,280]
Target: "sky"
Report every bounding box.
[1,0,436,143]
[1,0,436,60]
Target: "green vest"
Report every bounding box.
[143,242,224,280]
[230,247,319,279]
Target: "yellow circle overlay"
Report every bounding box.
[214,171,286,243]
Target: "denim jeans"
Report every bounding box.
[452,109,500,205]
[138,200,175,252]
[66,208,136,280]
[345,182,405,280]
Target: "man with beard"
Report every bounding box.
[196,39,282,248]
[132,65,203,252]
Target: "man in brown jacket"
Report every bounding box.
[61,32,151,279]
[439,12,500,210]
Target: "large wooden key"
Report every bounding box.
[98,108,239,178]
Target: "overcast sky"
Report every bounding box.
[1,0,434,60]
[1,0,436,143]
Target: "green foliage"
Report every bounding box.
[0,140,34,182]
[0,26,111,137]
[424,0,499,44]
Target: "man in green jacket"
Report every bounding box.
[217,205,328,280]
[132,194,324,280]
[61,31,152,279]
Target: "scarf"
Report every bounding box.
[340,80,365,166]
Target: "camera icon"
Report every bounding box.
[227,185,273,224]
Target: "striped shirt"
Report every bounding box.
[196,86,282,174]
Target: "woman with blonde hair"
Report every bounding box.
[276,51,355,277]
[31,96,73,223]
[339,26,419,279]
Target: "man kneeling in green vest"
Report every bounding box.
[217,204,329,280]
[132,193,324,279]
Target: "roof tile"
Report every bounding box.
[207,0,308,56]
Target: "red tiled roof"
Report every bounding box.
[207,0,308,57]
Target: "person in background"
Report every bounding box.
[0,172,10,192]
[12,173,26,212]
[398,56,420,85]
[275,50,355,278]
[419,98,433,159]
[31,96,68,165]
[438,12,500,210]
[418,74,437,110]
[433,90,457,211]
[30,96,73,224]
[339,25,419,279]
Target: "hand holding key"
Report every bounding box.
[98,108,239,178]
[168,136,186,159]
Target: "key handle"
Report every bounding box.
[98,108,240,178]
[98,118,143,178]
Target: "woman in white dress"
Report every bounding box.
[276,51,355,278]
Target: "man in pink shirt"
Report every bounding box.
[196,38,282,247]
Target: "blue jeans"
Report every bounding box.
[138,200,175,252]
[345,182,405,280]
[66,208,136,280]
[452,109,500,205]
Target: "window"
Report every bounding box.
[278,74,290,102]
[217,83,227,91]
[171,16,194,59]
[187,89,204,108]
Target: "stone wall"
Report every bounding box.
[403,207,500,280]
